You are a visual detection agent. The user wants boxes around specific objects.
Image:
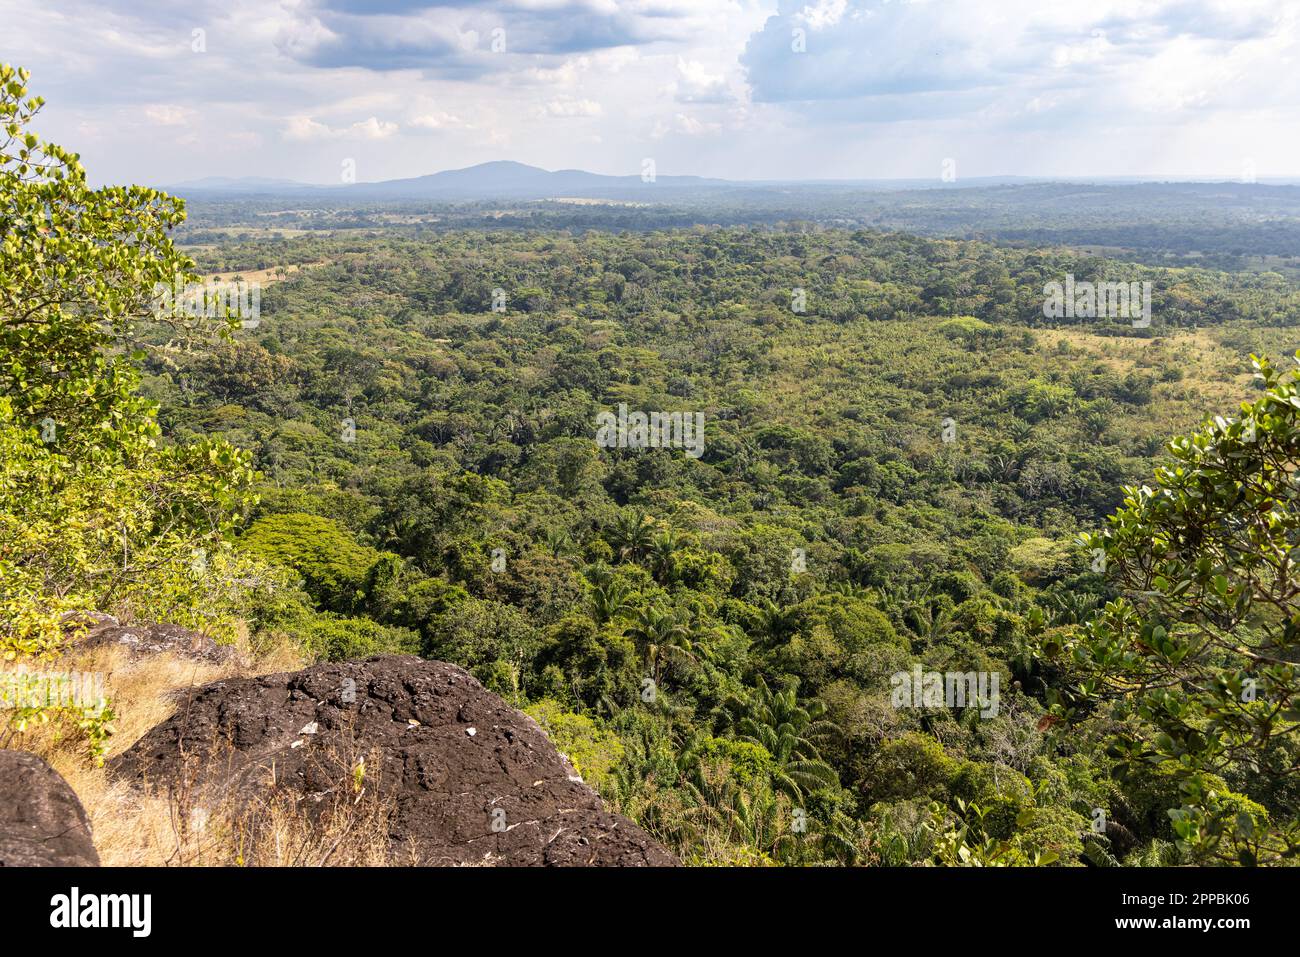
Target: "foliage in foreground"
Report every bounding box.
[0,64,256,757]
[1055,354,1300,864]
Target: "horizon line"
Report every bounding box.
[155,163,1300,191]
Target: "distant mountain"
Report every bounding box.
[342,160,732,199]
[166,161,731,200]
[164,163,1300,202]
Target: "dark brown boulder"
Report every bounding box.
[112,655,677,866]
[70,615,240,665]
[0,750,100,867]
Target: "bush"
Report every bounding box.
[296,613,419,661]
[862,732,959,804]
[241,513,389,614]
[525,699,625,793]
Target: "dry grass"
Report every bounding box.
[51,751,401,866]
[0,632,398,866]
[202,261,328,285]
[2,643,234,865]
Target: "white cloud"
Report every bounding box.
[143,104,193,126]
[282,114,399,141]
[1050,32,1112,68]
[797,0,849,31]
[350,116,399,139]
[652,112,723,137]
[671,57,733,103]
[541,98,603,117]
[282,115,334,141]
[4,0,1299,182]
[409,110,466,130]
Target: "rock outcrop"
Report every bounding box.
[0,750,100,866]
[112,655,677,866]
[67,614,240,665]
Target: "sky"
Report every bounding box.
[2,0,1298,186]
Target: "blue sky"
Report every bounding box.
[2,0,1297,185]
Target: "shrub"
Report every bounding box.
[241,513,388,614]
[296,614,418,662]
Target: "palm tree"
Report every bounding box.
[1046,590,1101,626]
[818,810,873,866]
[754,600,800,648]
[1008,420,1036,444]
[607,509,655,564]
[955,455,990,484]
[895,589,955,644]
[827,581,875,601]
[589,579,634,625]
[648,529,681,585]
[673,743,797,864]
[626,605,696,687]
[542,526,571,558]
[731,678,840,801]
[716,782,795,863]
[876,581,928,621]
[908,600,956,644]
[989,453,1022,483]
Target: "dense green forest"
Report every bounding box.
[136,225,1298,865]
[6,62,1300,867]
